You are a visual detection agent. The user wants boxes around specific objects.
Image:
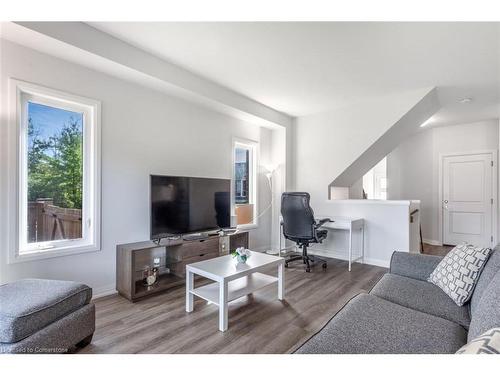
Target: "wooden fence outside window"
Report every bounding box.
[27,199,82,243]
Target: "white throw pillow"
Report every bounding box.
[456,328,500,354]
[428,243,491,306]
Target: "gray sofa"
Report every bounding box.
[296,246,500,354]
[0,279,95,354]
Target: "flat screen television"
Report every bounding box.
[150,175,231,239]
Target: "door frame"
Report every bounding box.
[438,149,498,247]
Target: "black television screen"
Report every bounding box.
[150,175,231,238]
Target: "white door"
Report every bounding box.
[442,153,494,247]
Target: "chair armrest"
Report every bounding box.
[315,218,332,228]
[389,251,444,281]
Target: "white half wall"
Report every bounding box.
[387,119,499,244]
[0,39,279,296]
[309,200,418,268]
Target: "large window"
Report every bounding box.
[233,139,257,227]
[11,80,101,261]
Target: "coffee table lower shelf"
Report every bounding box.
[190,273,277,305]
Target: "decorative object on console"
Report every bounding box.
[232,247,251,264]
[428,242,491,306]
[142,266,159,287]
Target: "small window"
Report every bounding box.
[362,157,387,200]
[233,139,257,227]
[12,80,101,261]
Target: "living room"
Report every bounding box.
[1,1,499,373]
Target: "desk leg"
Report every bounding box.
[186,270,194,312]
[219,280,228,332]
[278,262,285,300]
[279,225,282,257]
[361,226,365,264]
[348,227,353,272]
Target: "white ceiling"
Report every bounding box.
[89,22,499,125]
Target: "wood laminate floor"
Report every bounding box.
[422,243,454,257]
[79,258,386,354]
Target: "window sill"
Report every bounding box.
[9,243,101,264]
[237,223,259,231]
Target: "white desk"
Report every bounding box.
[320,216,364,271]
[278,216,364,272]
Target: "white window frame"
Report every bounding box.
[7,79,101,263]
[232,138,259,229]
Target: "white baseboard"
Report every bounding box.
[362,257,390,268]
[92,283,117,300]
[423,238,443,246]
[307,248,390,268]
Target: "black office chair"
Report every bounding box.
[280,192,331,272]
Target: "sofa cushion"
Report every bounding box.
[470,247,500,315]
[371,273,471,328]
[428,243,491,306]
[295,293,467,354]
[0,279,92,343]
[468,270,500,341]
[390,252,443,281]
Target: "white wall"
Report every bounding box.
[387,119,499,244]
[349,179,364,199]
[0,39,276,296]
[269,127,287,251]
[294,87,437,207]
[386,129,434,239]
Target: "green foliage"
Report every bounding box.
[28,117,83,209]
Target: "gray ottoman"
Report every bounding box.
[0,279,95,354]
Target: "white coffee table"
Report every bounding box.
[185,251,285,332]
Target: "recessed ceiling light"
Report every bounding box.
[459,97,473,104]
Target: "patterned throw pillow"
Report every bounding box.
[428,243,491,306]
[456,328,500,354]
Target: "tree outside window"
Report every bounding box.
[26,102,84,243]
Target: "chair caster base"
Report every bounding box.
[284,253,327,273]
